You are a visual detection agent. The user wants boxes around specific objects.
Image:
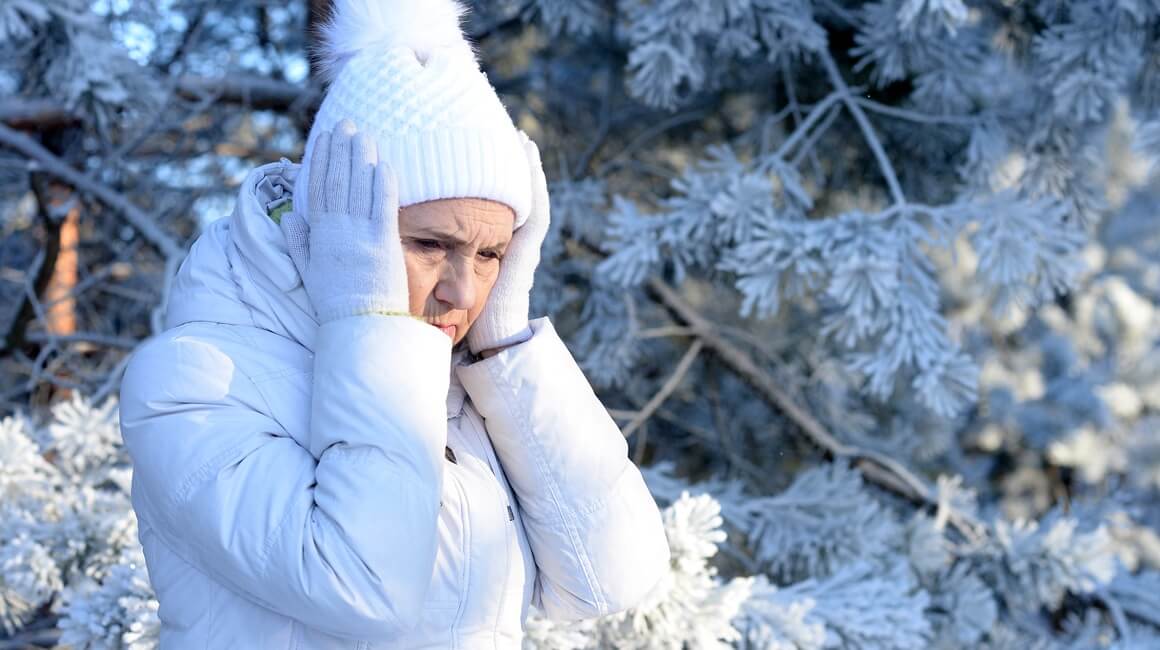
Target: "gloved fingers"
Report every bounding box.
[522,134,541,180]
[307,130,332,217]
[324,119,357,214]
[522,134,552,243]
[279,209,311,278]
[372,160,400,232]
[348,131,378,220]
[373,160,408,304]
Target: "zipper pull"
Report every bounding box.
[506,505,514,521]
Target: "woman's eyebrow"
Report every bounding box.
[411,227,508,251]
[412,228,469,246]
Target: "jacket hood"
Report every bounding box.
[164,159,316,346]
[162,159,469,414]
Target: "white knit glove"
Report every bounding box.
[467,133,550,354]
[281,119,410,323]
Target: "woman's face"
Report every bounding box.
[398,198,514,346]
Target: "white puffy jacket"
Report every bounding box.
[117,160,671,648]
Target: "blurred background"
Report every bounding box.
[1,1,1159,648]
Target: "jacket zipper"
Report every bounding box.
[463,410,514,638]
[449,471,471,650]
[463,411,513,521]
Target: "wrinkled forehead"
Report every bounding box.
[399,197,515,247]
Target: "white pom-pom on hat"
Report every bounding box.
[314,0,474,84]
[296,0,533,226]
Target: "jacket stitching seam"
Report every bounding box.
[173,442,254,506]
[451,471,470,649]
[519,464,629,525]
[136,523,275,645]
[204,354,303,572]
[216,325,309,384]
[166,335,260,506]
[220,232,259,329]
[464,410,513,644]
[238,365,309,570]
[224,233,270,330]
[483,359,608,615]
[248,365,309,384]
[576,463,633,520]
[203,325,313,568]
[204,581,218,650]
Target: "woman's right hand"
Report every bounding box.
[281,118,410,323]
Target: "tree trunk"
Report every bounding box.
[43,186,79,338]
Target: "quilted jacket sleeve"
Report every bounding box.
[456,317,671,621]
[119,315,450,641]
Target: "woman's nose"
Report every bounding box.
[433,260,476,310]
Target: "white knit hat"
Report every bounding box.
[295,0,532,227]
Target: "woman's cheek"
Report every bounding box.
[475,267,501,307]
[403,246,444,275]
[402,251,439,311]
[473,258,500,279]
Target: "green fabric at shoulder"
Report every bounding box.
[268,201,293,225]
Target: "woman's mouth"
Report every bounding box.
[432,323,457,340]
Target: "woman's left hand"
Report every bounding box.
[467,132,550,355]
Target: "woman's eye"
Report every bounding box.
[479,250,502,261]
[415,239,442,250]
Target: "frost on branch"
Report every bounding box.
[981,510,1117,612]
[3,0,1160,646]
[732,463,901,582]
[0,400,159,647]
[524,491,751,649]
[0,534,62,636]
[57,552,159,650]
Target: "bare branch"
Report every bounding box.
[773,89,848,160]
[0,99,78,130]
[622,338,705,439]
[24,332,138,349]
[0,123,183,260]
[1,74,321,130]
[596,106,712,177]
[654,408,777,491]
[175,73,322,112]
[854,97,981,126]
[781,62,825,181]
[645,277,986,543]
[635,325,697,339]
[819,51,907,206]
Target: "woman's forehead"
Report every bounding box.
[399,198,515,244]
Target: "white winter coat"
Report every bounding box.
[117,160,671,648]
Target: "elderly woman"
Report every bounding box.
[116,0,670,647]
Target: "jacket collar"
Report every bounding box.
[446,349,469,417]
